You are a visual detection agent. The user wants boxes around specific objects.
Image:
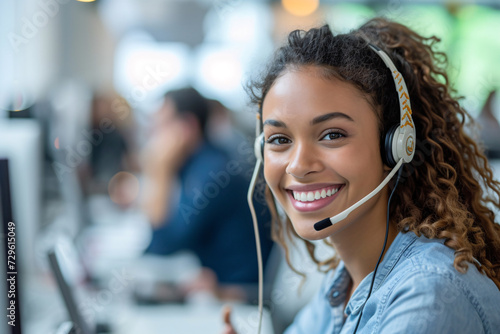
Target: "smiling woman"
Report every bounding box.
[222,17,500,334]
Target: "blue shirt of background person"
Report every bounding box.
[141,87,273,289]
[146,140,273,284]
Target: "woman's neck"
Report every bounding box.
[329,202,399,292]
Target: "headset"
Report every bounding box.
[247,43,416,334]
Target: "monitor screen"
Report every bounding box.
[47,235,97,334]
[1,158,22,334]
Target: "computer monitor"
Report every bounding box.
[1,158,23,334]
[47,234,113,334]
[0,119,42,276]
[47,243,94,334]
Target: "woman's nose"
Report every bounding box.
[285,143,323,179]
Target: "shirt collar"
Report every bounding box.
[326,231,418,315]
[326,262,350,307]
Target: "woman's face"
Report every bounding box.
[262,66,388,240]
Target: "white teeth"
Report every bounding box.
[292,187,341,202]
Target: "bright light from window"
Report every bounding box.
[199,53,242,91]
[114,32,191,111]
[194,46,246,110]
[123,49,184,90]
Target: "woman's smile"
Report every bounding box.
[285,184,344,212]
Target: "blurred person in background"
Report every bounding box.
[80,92,140,207]
[140,87,274,303]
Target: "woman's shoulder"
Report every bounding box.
[400,232,496,288]
[381,232,500,328]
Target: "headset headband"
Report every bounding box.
[369,44,416,164]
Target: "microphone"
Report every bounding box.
[314,159,403,231]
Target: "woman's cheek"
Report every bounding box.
[263,153,286,191]
[263,162,278,192]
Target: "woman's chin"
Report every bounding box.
[291,215,354,241]
[291,219,334,241]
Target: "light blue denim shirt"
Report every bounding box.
[285,230,500,334]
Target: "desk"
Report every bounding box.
[22,248,274,334]
[23,274,274,334]
[29,200,275,333]
[112,304,274,334]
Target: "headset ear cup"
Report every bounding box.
[383,124,399,168]
[260,135,265,161]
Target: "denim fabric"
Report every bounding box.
[285,231,500,334]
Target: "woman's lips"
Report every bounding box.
[287,185,343,212]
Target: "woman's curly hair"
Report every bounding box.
[247,17,500,289]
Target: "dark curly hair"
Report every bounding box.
[247,18,500,289]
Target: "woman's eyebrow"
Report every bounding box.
[311,112,354,125]
[263,112,353,128]
[263,119,287,128]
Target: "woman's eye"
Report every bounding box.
[321,131,345,141]
[266,136,291,145]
